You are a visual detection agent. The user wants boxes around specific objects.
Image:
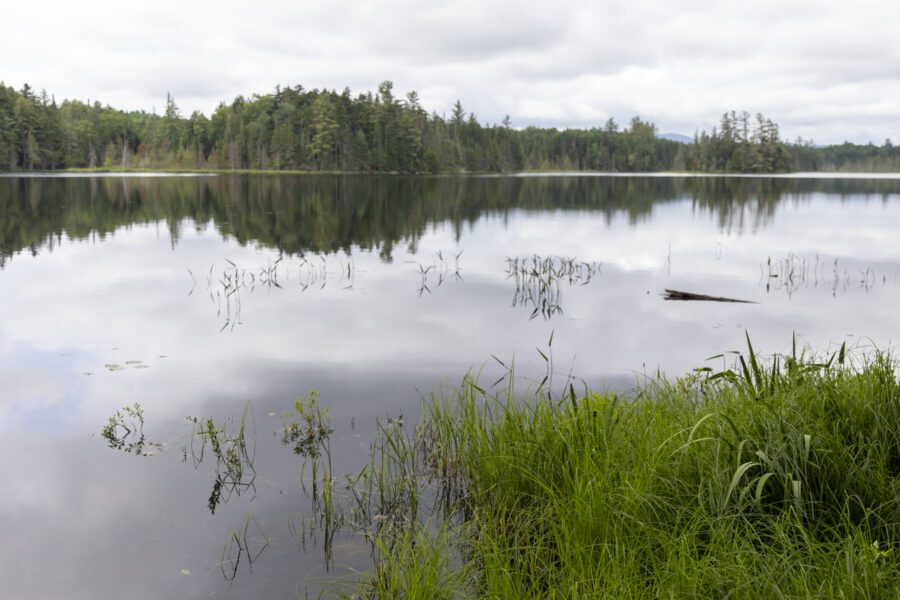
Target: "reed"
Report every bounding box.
[346,337,900,598]
[188,402,257,514]
[762,253,886,296]
[505,255,600,319]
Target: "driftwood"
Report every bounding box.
[662,289,757,303]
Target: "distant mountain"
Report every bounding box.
[659,133,693,144]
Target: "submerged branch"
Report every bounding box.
[663,288,757,303]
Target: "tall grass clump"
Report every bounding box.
[359,338,900,598]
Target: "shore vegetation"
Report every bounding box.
[343,338,900,598]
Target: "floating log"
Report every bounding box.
[662,289,757,303]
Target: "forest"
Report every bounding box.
[1,81,897,174]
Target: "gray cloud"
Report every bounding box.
[2,0,899,143]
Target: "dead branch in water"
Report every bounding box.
[662,289,757,303]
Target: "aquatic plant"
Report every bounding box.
[280,388,339,568]
[280,388,333,459]
[220,513,270,583]
[188,403,257,514]
[505,255,600,319]
[100,402,162,456]
[415,249,463,296]
[193,254,356,331]
[761,252,890,297]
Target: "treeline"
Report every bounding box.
[684,111,793,173]
[0,81,694,174]
[789,139,900,172]
[0,81,897,173]
[518,118,682,171]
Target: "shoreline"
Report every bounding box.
[3,168,900,179]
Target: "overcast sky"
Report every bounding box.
[2,0,898,144]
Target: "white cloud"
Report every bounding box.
[2,0,899,143]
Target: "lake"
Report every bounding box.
[1,173,899,598]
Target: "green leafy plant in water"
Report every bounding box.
[280,389,339,568]
[280,388,333,459]
[188,403,257,514]
[100,403,147,454]
[279,389,334,528]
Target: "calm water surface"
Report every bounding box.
[1,174,899,598]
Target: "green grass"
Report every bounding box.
[349,340,900,599]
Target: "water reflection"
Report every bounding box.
[506,255,602,320]
[220,514,269,584]
[197,255,358,330]
[414,250,464,296]
[761,252,894,298]
[4,175,900,267]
